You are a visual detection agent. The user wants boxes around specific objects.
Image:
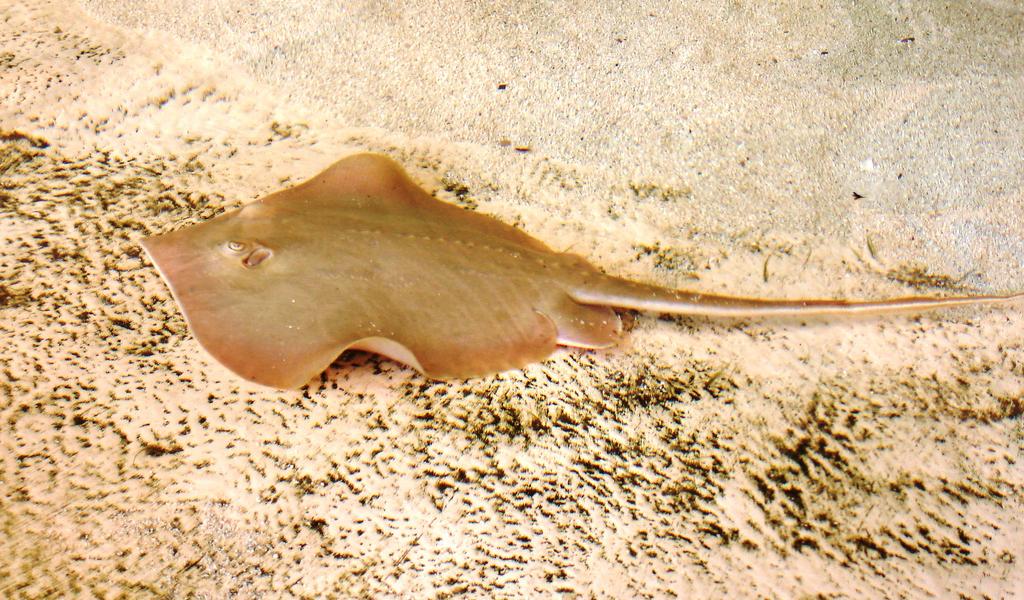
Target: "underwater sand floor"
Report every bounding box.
[1,0,1023,596]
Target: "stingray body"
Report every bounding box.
[142,153,1023,389]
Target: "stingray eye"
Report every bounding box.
[225,240,247,253]
[242,247,273,269]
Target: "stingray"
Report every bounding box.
[141,153,1023,389]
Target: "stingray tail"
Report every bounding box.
[570,274,1024,318]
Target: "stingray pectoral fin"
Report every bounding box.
[348,337,425,373]
[195,323,348,390]
[572,274,1024,317]
[142,230,365,390]
[379,308,561,380]
[157,302,350,390]
[146,273,352,389]
[345,307,560,380]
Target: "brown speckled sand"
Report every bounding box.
[2,0,1023,597]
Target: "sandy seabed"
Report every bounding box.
[1,0,1023,597]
